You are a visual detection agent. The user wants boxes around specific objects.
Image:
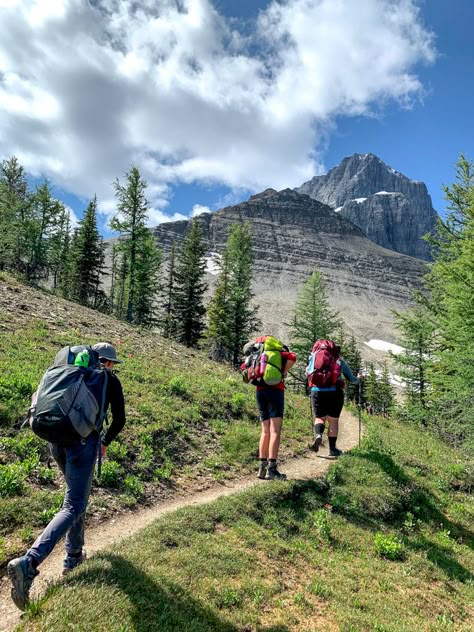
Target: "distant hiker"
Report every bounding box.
[306,339,359,457]
[7,343,126,611]
[242,335,296,480]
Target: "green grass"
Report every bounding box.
[0,278,311,566]
[19,416,474,632]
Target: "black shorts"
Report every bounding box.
[256,388,285,421]
[311,389,344,419]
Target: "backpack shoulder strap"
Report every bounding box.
[96,369,109,431]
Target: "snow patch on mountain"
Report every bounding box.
[364,339,404,355]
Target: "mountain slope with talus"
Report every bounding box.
[296,153,438,260]
[151,187,426,350]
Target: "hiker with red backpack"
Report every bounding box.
[7,343,126,611]
[242,335,296,480]
[306,339,360,457]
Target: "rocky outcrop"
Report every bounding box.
[151,188,426,349]
[295,153,438,260]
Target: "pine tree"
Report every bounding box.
[111,166,150,323]
[340,333,362,402]
[26,181,65,282]
[206,224,260,364]
[172,221,207,347]
[160,241,177,339]
[206,249,232,361]
[69,196,105,308]
[289,269,341,382]
[378,361,395,416]
[364,363,379,413]
[422,155,474,446]
[392,306,435,426]
[49,207,71,291]
[133,230,162,326]
[0,157,30,272]
[113,249,130,321]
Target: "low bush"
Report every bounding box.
[374,532,404,560]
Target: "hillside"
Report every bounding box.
[149,188,427,353]
[0,274,313,568]
[17,415,474,631]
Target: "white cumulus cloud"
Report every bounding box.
[0,0,436,222]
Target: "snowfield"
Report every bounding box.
[364,339,404,355]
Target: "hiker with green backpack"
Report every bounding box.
[242,335,296,480]
[7,343,126,611]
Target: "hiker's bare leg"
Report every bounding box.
[269,417,283,460]
[259,419,270,459]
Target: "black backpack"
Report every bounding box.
[29,345,108,445]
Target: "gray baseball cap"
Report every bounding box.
[92,342,123,364]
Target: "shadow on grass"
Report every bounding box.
[354,449,474,583]
[62,553,290,632]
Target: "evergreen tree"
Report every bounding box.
[206,224,260,364]
[49,207,71,291]
[133,230,162,326]
[113,249,130,321]
[0,157,29,272]
[206,249,231,360]
[289,269,341,382]
[26,181,64,281]
[69,196,105,308]
[422,155,474,446]
[172,221,207,347]
[364,363,379,413]
[392,306,436,426]
[160,241,177,339]
[111,166,149,323]
[378,361,395,416]
[340,333,362,402]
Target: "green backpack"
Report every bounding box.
[262,336,286,385]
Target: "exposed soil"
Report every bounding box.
[0,410,360,632]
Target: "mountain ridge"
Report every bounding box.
[295,153,438,260]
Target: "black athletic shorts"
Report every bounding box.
[256,388,285,421]
[310,389,344,419]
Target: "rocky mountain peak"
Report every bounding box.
[295,153,438,260]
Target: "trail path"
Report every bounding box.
[0,410,359,631]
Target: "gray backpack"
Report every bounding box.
[30,345,108,445]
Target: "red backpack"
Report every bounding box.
[306,339,340,388]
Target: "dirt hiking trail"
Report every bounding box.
[0,410,360,631]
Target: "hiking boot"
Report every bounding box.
[310,434,323,452]
[265,465,287,481]
[328,448,343,458]
[257,462,268,479]
[7,556,39,611]
[62,549,87,576]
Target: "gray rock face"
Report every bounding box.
[151,188,426,351]
[295,153,438,260]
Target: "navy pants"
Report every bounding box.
[27,433,98,566]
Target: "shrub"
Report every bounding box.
[124,475,145,498]
[166,376,188,398]
[0,463,27,497]
[229,393,246,416]
[38,466,56,485]
[99,461,124,488]
[313,507,332,541]
[107,440,127,461]
[374,533,404,560]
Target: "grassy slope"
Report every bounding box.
[0,275,311,566]
[19,416,474,632]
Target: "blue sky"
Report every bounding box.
[1,1,473,234]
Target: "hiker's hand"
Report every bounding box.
[101,444,107,458]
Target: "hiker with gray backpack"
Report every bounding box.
[7,342,126,611]
[306,339,360,457]
[241,335,296,480]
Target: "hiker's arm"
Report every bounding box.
[102,375,126,446]
[283,351,296,376]
[341,360,359,384]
